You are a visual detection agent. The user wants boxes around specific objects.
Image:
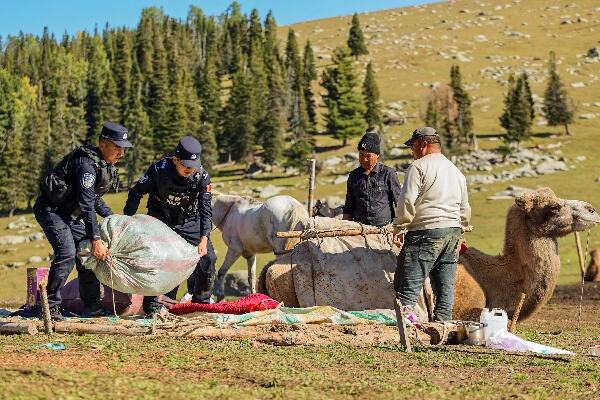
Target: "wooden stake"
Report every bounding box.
[39,281,53,334]
[393,298,412,352]
[574,232,586,279]
[277,226,391,239]
[509,292,526,333]
[307,159,316,216]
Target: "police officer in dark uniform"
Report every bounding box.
[342,130,403,227]
[34,122,132,320]
[123,136,216,316]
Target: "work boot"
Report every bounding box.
[80,305,113,318]
[48,305,66,322]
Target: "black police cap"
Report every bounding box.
[100,122,133,147]
[175,136,202,169]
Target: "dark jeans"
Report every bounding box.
[143,223,217,313]
[394,227,461,321]
[33,196,101,309]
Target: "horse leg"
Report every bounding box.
[214,249,241,302]
[247,255,257,294]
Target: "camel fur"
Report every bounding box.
[584,249,600,282]
[260,188,599,321]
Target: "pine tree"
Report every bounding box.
[347,13,368,60]
[86,34,115,137]
[449,65,474,145]
[22,83,48,207]
[148,27,171,155]
[284,29,309,138]
[362,61,383,130]
[0,72,28,215]
[220,71,255,161]
[500,74,532,147]
[303,40,317,129]
[124,61,152,186]
[543,51,574,135]
[322,46,367,146]
[114,29,132,119]
[520,72,535,121]
[260,11,285,165]
[424,98,438,129]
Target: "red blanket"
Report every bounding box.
[169,293,279,315]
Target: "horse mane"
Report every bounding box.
[214,191,262,205]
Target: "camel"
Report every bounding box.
[259,188,600,321]
[584,249,600,282]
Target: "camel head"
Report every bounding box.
[514,187,600,238]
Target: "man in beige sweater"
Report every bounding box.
[393,127,471,321]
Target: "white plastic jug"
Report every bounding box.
[480,308,508,341]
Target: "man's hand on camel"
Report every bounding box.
[91,239,108,261]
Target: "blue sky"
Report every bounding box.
[0,0,432,38]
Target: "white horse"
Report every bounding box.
[211,193,309,300]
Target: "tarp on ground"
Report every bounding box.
[78,214,201,296]
[211,306,398,327]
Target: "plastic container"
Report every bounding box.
[480,308,508,341]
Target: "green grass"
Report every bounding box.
[1,328,599,399]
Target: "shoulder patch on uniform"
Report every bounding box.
[138,174,149,184]
[82,172,95,189]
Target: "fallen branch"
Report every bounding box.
[52,322,149,336]
[0,322,38,335]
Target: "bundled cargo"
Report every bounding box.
[78,214,201,296]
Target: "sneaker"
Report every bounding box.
[48,305,66,321]
[80,307,113,318]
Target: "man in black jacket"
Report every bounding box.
[123,136,216,316]
[34,122,132,320]
[342,130,402,227]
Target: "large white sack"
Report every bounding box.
[78,214,201,296]
[292,218,397,310]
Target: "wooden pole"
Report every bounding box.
[39,281,53,334]
[574,232,586,279]
[393,298,412,352]
[277,226,391,239]
[509,292,526,333]
[0,322,38,335]
[307,158,316,216]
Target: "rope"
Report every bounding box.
[106,253,119,319]
[577,229,591,329]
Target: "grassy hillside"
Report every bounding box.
[1,0,599,304]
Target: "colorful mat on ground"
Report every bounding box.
[202,306,397,327]
[169,293,279,315]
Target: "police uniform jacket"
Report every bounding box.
[39,145,115,240]
[123,158,212,237]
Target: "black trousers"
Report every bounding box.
[143,218,217,313]
[33,196,101,310]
